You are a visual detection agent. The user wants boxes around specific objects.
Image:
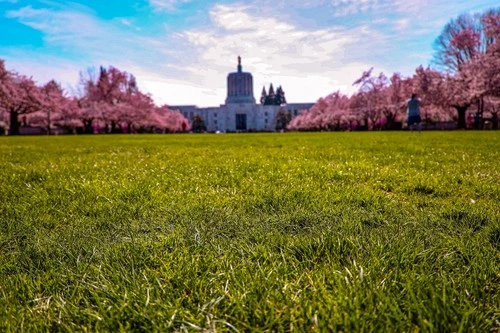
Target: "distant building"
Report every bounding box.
[169,56,314,132]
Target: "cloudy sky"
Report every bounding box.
[1,0,497,106]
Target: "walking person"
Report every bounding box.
[407,93,422,133]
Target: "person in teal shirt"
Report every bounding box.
[407,93,422,132]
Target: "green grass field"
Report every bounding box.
[0,132,499,332]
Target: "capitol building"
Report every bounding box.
[170,57,314,132]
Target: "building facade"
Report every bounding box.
[170,57,314,132]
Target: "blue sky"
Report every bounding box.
[1,0,498,106]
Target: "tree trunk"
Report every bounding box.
[83,119,93,134]
[9,110,20,135]
[385,114,394,130]
[454,105,468,129]
[47,109,52,135]
[476,97,484,130]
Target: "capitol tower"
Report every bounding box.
[225,56,256,105]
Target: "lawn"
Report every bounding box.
[0,132,499,332]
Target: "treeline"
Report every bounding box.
[289,8,500,131]
[0,65,190,135]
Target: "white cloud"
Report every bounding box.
[118,18,133,27]
[330,0,384,16]
[329,0,431,16]
[5,6,144,59]
[8,8,94,45]
[149,0,192,11]
[166,4,388,104]
[394,18,410,30]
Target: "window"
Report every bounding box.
[214,113,217,118]
[264,111,268,117]
[214,119,218,125]
[265,118,268,124]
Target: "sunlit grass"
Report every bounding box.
[0,132,499,332]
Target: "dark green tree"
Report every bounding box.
[191,114,206,133]
[275,108,291,131]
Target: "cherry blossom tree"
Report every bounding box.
[75,99,104,134]
[0,60,44,135]
[351,68,388,130]
[120,92,155,133]
[54,97,81,133]
[405,66,469,128]
[485,97,500,129]
[288,97,328,131]
[155,106,190,133]
[80,66,137,133]
[382,73,412,129]
[476,10,500,106]
[0,60,11,134]
[27,80,72,134]
[433,11,489,73]
[76,65,189,134]
[287,92,350,131]
[432,8,500,128]
[324,92,351,130]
